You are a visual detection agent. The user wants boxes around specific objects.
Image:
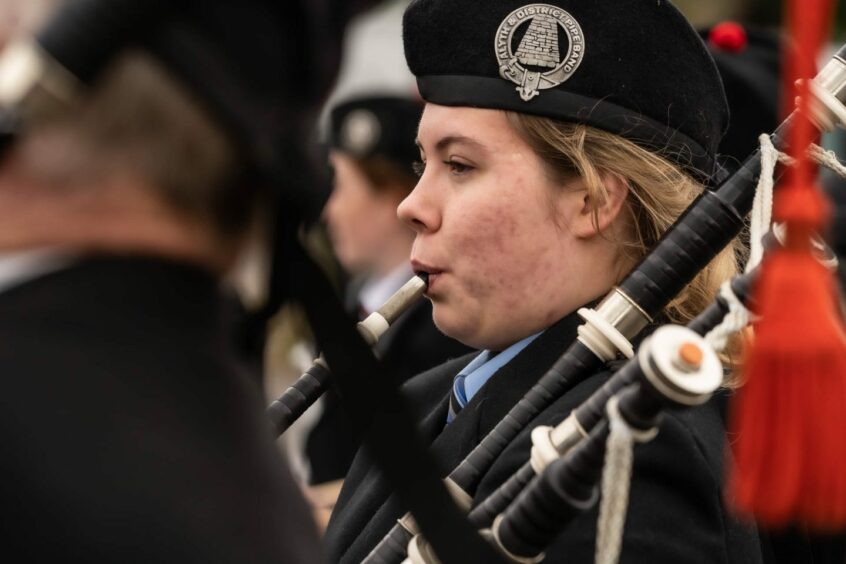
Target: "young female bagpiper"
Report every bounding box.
[325,1,762,562]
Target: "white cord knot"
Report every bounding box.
[810,144,846,179]
[750,134,777,271]
[704,281,755,353]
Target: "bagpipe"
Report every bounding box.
[267,274,427,436]
[362,7,846,563]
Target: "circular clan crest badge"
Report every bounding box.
[495,4,585,102]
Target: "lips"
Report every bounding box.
[410,259,444,294]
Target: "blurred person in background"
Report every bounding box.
[303,96,471,519]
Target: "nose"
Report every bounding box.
[322,182,343,227]
[397,177,441,233]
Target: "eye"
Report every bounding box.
[444,159,473,176]
[412,160,426,178]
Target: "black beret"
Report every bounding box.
[701,23,782,169]
[329,96,424,176]
[402,0,730,180]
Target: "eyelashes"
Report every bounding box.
[444,160,472,175]
[411,160,474,178]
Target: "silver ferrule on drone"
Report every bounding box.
[576,287,652,362]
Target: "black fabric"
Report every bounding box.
[417,75,716,177]
[329,96,424,176]
[403,0,729,180]
[305,298,473,484]
[701,24,782,169]
[0,257,322,563]
[759,528,846,564]
[325,309,763,564]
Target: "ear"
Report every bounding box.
[570,172,630,238]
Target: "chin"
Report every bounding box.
[431,306,470,345]
[432,306,487,349]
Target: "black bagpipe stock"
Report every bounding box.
[365,45,846,564]
[467,268,757,530]
[492,325,723,561]
[266,274,428,437]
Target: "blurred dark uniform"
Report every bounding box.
[0,255,321,563]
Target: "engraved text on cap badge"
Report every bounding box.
[495,4,585,102]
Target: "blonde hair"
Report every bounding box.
[508,112,744,360]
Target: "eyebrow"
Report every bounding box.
[415,135,487,154]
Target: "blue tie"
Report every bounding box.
[446,373,469,424]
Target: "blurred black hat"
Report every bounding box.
[329,96,423,177]
[701,22,782,169]
[5,0,381,221]
[402,0,729,180]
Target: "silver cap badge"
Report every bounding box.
[340,109,381,155]
[495,4,585,102]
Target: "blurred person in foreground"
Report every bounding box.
[303,96,471,511]
[0,0,367,560]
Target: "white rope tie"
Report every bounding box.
[759,137,846,179]
[749,134,778,271]
[595,397,658,564]
[705,281,755,353]
[699,135,774,359]
[810,144,846,179]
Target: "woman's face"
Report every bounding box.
[324,151,409,275]
[399,104,616,350]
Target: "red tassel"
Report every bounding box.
[729,246,846,530]
[727,0,846,532]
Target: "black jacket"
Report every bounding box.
[306,296,473,485]
[325,310,763,563]
[0,256,322,563]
